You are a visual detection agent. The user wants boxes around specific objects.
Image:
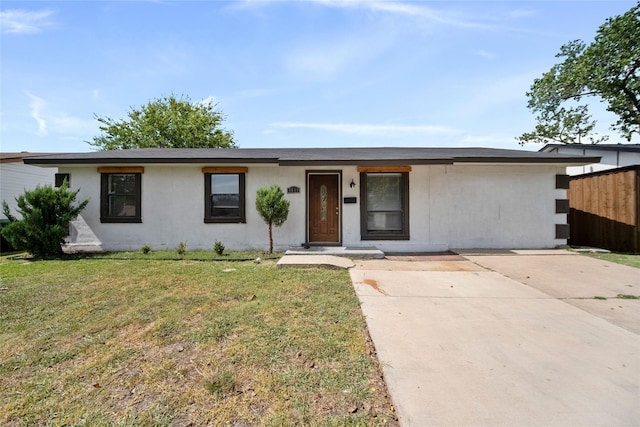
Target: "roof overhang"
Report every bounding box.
[22,148,601,167]
[452,156,601,165]
[24,157,280,166]
[278,158,454,166]
[539,143,640,154]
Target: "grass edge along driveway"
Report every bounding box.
[582,251,640,269]
[0,254,397,426]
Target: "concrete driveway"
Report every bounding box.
[350,251,640,426]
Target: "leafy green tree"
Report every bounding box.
[1,181,89,257]
[89,94,236,150]
[518,3,640,145]
[255,185,290,254]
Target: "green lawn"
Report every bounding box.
[583,252,640,269]
[0,253,397,426]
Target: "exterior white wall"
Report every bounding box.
[439,164,566,250]
[63,164,309,251]
[355,164,566,252]
[59,162,567,252]
[0,163,57,220]
[545,146,640,175]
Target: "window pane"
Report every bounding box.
[210,174,241,219]
[212,174,239,195]
[367,173,401,211]
[211,206,240,218]
[367,212,402,231]
[109,174,136,194]
[211,193,240,208]
[109,195,137,217]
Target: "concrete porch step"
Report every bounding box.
[284,246,385,259]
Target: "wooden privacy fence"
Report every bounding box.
[568,165,640,253]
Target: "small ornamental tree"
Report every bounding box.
[255,185,290,254]
[1,181,88,257]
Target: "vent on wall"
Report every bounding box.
[55,173,70,187]
[555,224,570,239]
[555,199,570,214]
[555,174,570,189]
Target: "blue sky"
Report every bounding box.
[1,0,636,153]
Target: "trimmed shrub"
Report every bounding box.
[1,181,88,257]
[214,240,225,256]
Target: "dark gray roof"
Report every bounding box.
[23,147,600,166]
[540,143,640,153]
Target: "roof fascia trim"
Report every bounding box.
[24,157,280,165]
[23,154,602,166]
[452,156,602,164]
[278,159,454,166]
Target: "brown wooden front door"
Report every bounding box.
[308,173,340,243]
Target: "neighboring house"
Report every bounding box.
[0,152,59,220]
[539,144,640,252]
[539,144,640,175]
[25,147,597,253]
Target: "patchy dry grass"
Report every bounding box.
[0,254,397,426]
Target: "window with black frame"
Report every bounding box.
[204,172,246,223]
[360,172,409,240]
[100,173,141,223]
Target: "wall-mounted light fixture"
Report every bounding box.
[349,179,356,188]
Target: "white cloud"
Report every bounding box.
[475,49,496,60]
[24,92,96,138]
[50,114,95,133]
[304,0,495,30]
[459,132,516,146]
[26,92,47,136]
[0,9,56,35]
[286,47,345,80]
[508,8,534,19]
[271,122,463,136]
[235,0,533,33]
[285,31,394,81]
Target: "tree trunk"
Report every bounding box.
[268,222,273,254]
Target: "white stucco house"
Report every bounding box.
[0,152,59,220]
[539,144,640,176]
[24,147,597,253]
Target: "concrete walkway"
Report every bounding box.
[276,254,355,269]
[350,252,640,426]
